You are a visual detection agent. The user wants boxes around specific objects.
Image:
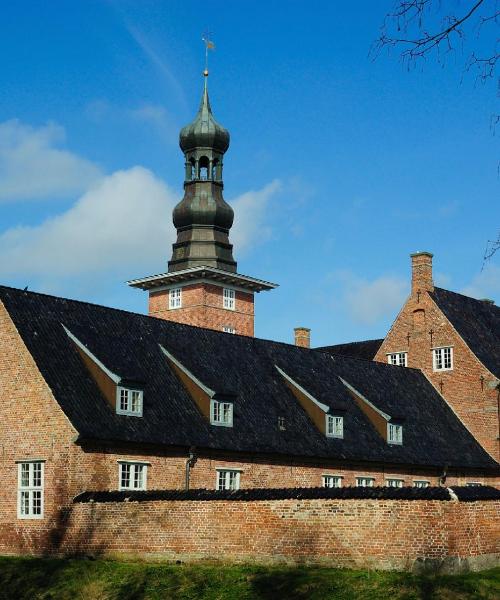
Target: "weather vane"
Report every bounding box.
[201,29,215,75]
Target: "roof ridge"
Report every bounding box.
[317,338,384,349]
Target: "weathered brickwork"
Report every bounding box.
[148,283,254,336]
[5,497,499,573]
[375,254,500,461]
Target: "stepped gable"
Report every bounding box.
[316,339,384,360]
[430,287,500,378]
[0,284,497,471]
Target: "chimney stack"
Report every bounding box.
[410,251,434,295]
[294,327,311,348]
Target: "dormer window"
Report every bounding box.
[278,416,286,431]
[388,423,403,445]
[433,346,453,371]
[223,288,235,310]
[326,415,343,438]
[387,352,407,367]
[117,386,143,417]
[210,399,233,427]
[169,288,182,309]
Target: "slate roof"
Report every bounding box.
[316,339,384,361]
[430,287,500,379]
[0,285,497,471]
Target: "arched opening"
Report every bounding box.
[413,309,425,330]
[199,156,209,180]
[189,158,196,181]
[212,158,219,180]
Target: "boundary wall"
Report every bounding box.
[2,487,499,573]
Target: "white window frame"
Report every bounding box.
[169,287,182,310]
[325,414,344,438]
[432,346,453,372]
[216,469,241,491]
[118,462,148,491]
[223,288,235,310]
[116,386,143,417]
[210,399,233,427]
[387,352,407,367]
[356,477,375,487]
[466,482,483,487]
[386,478,404,488]
[387,423,403,445]
[413,480,430,488]
[222,326,235,334]
[17,461,44,519]
[322,475,342,488]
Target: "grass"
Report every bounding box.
[0,557,498,600]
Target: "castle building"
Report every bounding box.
[127,70,277,337]
[0,69,498,561]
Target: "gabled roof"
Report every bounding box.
[430,287,500,379]
[316,339,384,361]
[0,285,497,471]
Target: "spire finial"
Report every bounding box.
[201,29,215,77]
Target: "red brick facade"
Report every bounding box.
[375,253,500,462]
[148,283,254,336]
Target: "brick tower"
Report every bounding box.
[128,69,277,336]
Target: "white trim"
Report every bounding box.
[431,345,455,350]
[413,480,430,488]
[17,461,44,519]
[215,467,243,472]
[385,478,404,487]
[355,476,375,487]
[325,414,344,438]
[116,386,143,417]
[210,398,234,427]
[275,365,330,413]
[159,345,216,398]
[169,287,182,309]
[387,422,403,445]
[322,474,343,488]
[223,287,236,310]
[432,346,453,372]
[387,351,408,367]
[118,462,148,491]
[62,325,120,384]
[215,469,241,491]
[117,459,151,465]
[338,376,391,421]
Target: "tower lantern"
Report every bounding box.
[128,66,277,336]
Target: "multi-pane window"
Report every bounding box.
[116,387,143,417]
[216,469,240,491]
[18,461,44,519]
[223,288,235,310]
[323,475,342,488]
[169,288,182,309]
[387,352,407,367]
[210,399,233,427]
[223,326,235,334]
[386,479,404,488]
[326,415,344,438]
[414,480,430,488]
[356,477,375,487]
[433,347,453,371]
[466,482,482,487]
[119,462,147,490]
[388,423,403,445]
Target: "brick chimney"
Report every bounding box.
[410,251,434,295]
[294,327,311,348]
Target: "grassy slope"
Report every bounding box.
[0,557,498,600]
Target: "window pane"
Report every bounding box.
[120,389,129,411]
[32,463,42,488]
[120,464,131,489]
[21,464,30,488]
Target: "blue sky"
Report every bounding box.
[0,0,498,346]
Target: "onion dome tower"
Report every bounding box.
[128,67,277,337]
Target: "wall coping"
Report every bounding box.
[74,486,500,504]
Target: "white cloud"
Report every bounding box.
[0,162,280,292]
[128,104,178,143]
[461,263,500,300]
[0,120,102,202]
[230,180,282,252]
[0,167,176,278]
[336,271,408,325]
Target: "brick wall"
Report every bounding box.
[12,497,500,573]
[375,254,500,461]
[149,283,254,336]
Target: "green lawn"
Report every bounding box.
[0,557,498,600]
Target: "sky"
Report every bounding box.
[0,0,498,346]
